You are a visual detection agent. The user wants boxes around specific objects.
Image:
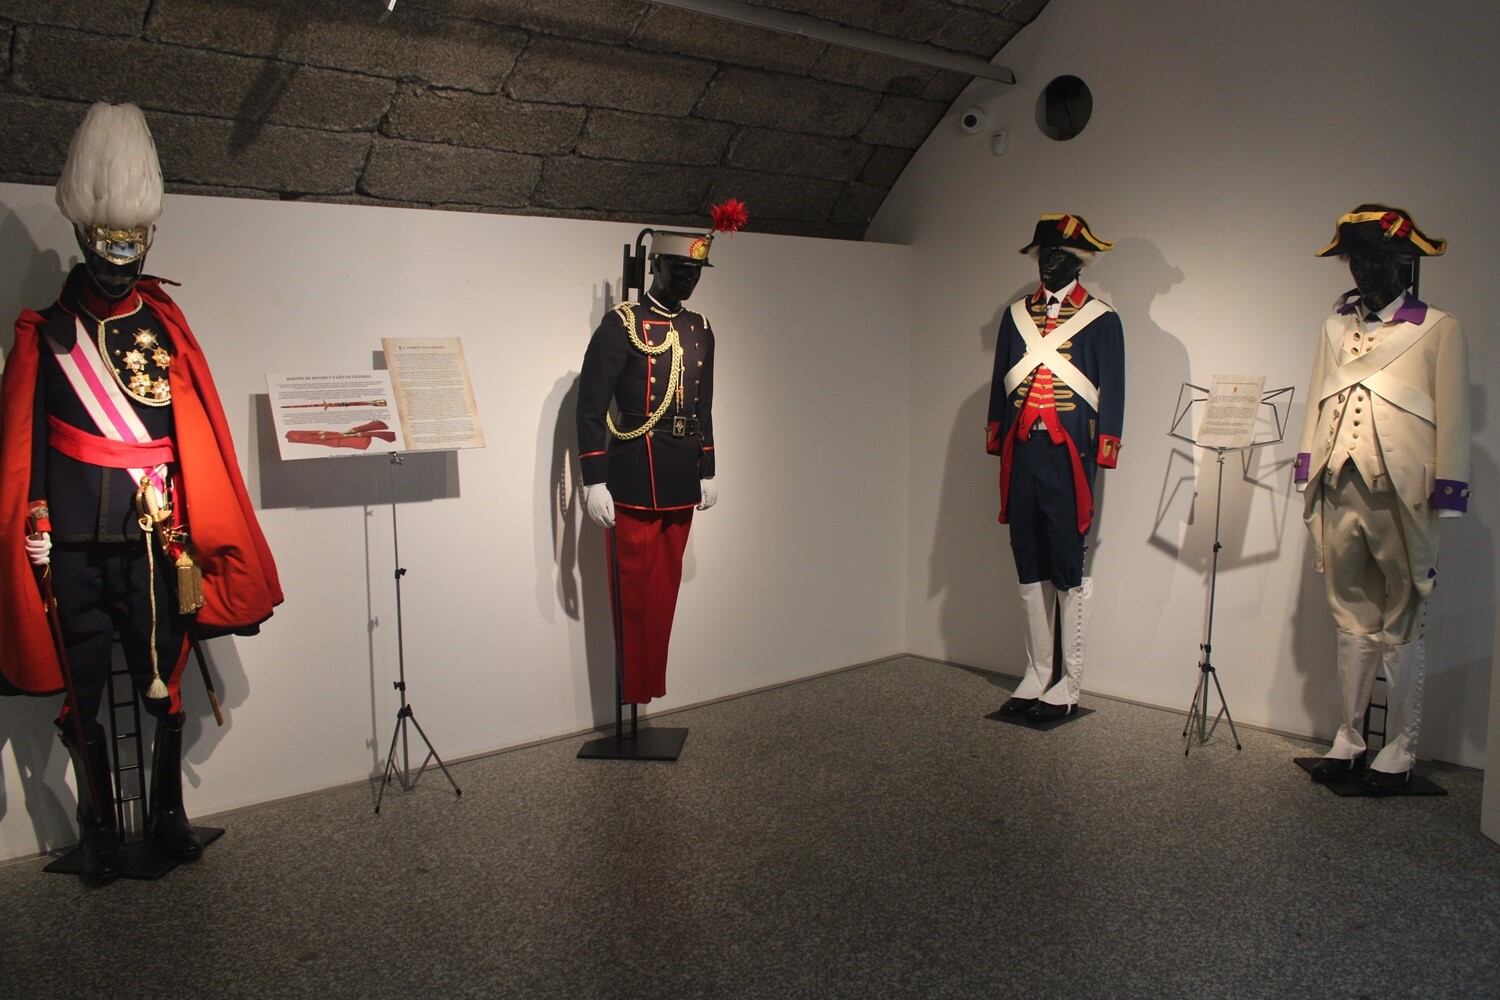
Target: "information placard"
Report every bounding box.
[381,337,486,452]
[267,371,406,460]
[1196,374,1266,450]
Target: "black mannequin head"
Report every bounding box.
[75,226,147,301]
[1347,250,1410,315]
[1037,245,1084,293]
[648,255,704,310]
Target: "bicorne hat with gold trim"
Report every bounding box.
[1019,213,1114,254]
[1316,203,1446,258]
[648,198,749,267]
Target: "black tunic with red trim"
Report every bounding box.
[577,298,715,511]
[30,268,175,543]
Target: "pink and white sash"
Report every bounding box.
[47,315,171,502]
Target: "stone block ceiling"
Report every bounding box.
[0,0,1047,239]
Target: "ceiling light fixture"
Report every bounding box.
[648,0,1016,84]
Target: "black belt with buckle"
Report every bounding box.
[619,413,700,438]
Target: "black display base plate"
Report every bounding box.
[985,705,1095,731]
[43,826,225,880]
[1294,758,1447,797]
[578,727,688,761]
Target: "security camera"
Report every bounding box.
[958,107,987,134]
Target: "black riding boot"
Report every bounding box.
[147,713,203,861]
[59,720,121,883]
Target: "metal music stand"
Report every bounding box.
[1168,382,1294,755]
[375,452,462,812]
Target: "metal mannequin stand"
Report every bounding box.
[1169,383,1293,755]
[577,525,688,761]
[45,637,224,879]
[375,452,461,813]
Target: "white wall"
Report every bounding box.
[873,0,1498,768]
[0,185,912,862]
[6,1,1499,864]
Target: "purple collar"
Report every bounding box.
[1337,290,1428,325]
[1393,294,1428,325]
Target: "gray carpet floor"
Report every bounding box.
[1,655,1497,999]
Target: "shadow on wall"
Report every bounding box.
[541,280,620,729]
[0,209,69,357]
[1150,416,1299,572]
[0,696,74,856]
[179,636,250,793]
[0,221,74,854]
[1079,239,1191,643]
[1426,390,1495,758]
[230,10,298,155]
[926,281,1033,680]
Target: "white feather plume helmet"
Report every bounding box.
[55,102,164,231]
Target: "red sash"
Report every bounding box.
[48,415,176,468]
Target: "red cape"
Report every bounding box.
[1,278,282,695]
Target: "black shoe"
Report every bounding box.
[1026,701,1076,722]
[1309,753,1365,784]
[148,714,204,861]
[59,720,121,883]
[77,818,122,883]
[999,697,1037,716]
[1361,768,1412,796]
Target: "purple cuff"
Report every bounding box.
[1294,453,1311,483]
[1431,479,1469,513]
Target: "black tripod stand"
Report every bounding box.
[1168,381,1292,756]
[375,453,461,813]
[1182,447,1243,755]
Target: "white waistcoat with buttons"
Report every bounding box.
[1324,321,1389,488]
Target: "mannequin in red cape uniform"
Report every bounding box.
[575,203,743,705]
[1297,205,1468,795]
[986,214,1125,722]
[0,103,282,880]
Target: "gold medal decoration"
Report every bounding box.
[87,302,173,407]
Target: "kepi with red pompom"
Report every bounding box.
[649,198,749,267]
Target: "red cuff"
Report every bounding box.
[27,499,51,534]
[1096,435,1121,468]
[986,421,1002,455]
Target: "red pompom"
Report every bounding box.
[710,198,749,233]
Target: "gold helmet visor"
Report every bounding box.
[83,223,154,265]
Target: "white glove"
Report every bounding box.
[584,483,615,528]
[25,532,51,567]
[698,479,718,511]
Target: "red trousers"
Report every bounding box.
[608,507,693,704]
